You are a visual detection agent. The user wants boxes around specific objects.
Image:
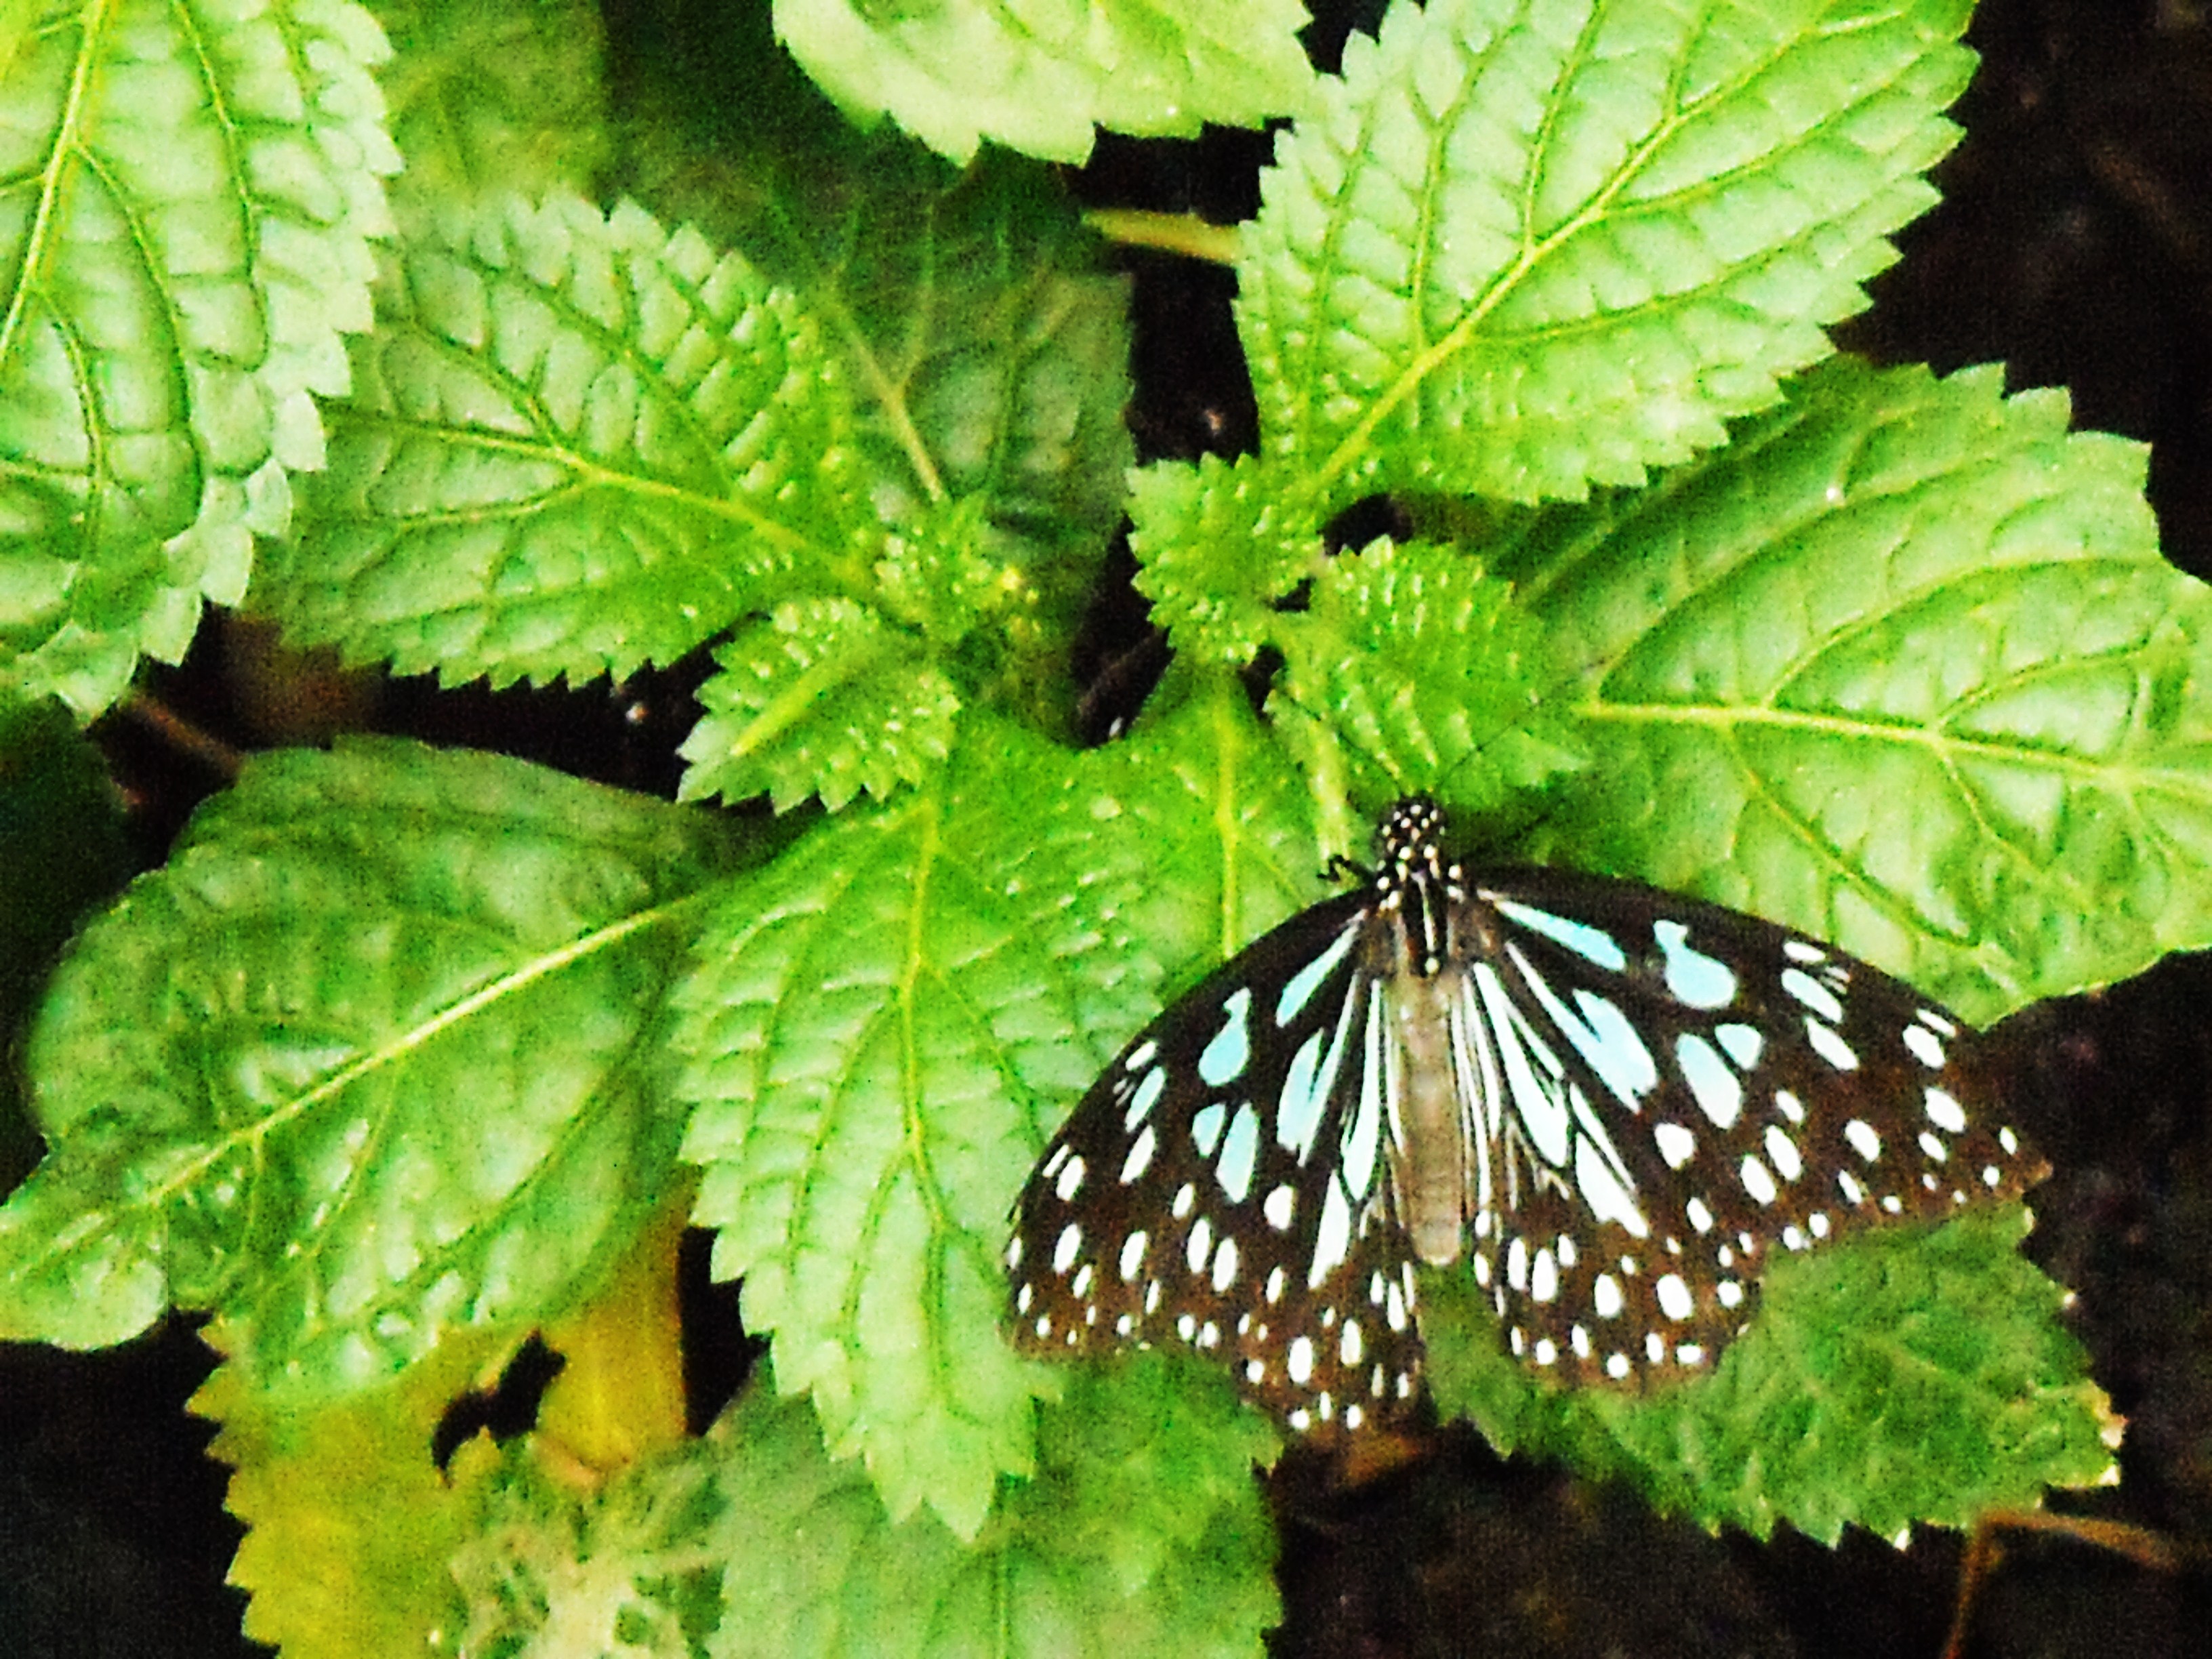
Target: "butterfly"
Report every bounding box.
[1004,797,2045,1441]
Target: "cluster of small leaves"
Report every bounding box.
[3,1,2209,1656]
[1269,535,1589,821]
[1126,453,1330,665]
[678,598,964,813]
[451,1439,726,1659]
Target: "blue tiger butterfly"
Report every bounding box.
[1006,798,2043,1439]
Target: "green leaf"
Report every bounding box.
[673,740,1136,1538]
[1425,1204,2116,1542]
[671,698,1319,1537]
[0,0,397,717]
[1488,358,2209,1025]
[1126,453,1326,665]
[252,192,874,689]
[1272,537,1587,814]
[0,738,740,1390]
[770,0,1317,164]
[677,598,962,812]
[1238,0,1971,506]
[708,1368,1277,1658]
[613,18,1136,692]
[1085,670,1345,979]
[203,1328,504,1659]
[371,0,611,213]
[783,151,1134,573]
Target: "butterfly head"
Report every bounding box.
[1374,796,1462,978]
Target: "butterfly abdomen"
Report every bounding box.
[1382,965,1478,1267]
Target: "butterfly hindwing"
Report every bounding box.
[1450,871,2041,1385]
[1006,888,1429,1438]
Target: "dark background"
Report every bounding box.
[6,0,2212,1654]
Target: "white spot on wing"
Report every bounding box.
[1740,1155,1778,1206]
[1531,1248,1558,1303]
[1780,966,1843,1023]
[1120,1125,1156,1185]
[1212,1235,1240,1292]
[1923,1087,1967,1134]
[1806,1018,1860,1071]
[1903,1023,1946,1068]
[1763,1124,1803,1182]
[1186,1216,1213,1275]
[1654,1122,1698,1169]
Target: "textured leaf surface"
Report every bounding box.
[1238,0,1971,506]
[672,699,1315,1536]
[1272,537,1586,813]
[613,17,1132,672]
[673,741,1143,1536]
[678,598,961,812]
[752,148,1134,599]
[253,192,871,687]
[1425,1205,2115,1541]
[1486,359,2207,1025]
[0,739,737,1390]
[1093,675,1340,973]
[0,0,396,716]
[1126,453,1326,665]
[771,0,1315,163]
[708,1370,1277,1659]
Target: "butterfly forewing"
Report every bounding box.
[1006,888,1429,1438]
[1006,798,2046,1442]
[1448,872,2045,1386]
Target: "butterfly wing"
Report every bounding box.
[1007,889,1428,1438]
[1449,871,2047,1386]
